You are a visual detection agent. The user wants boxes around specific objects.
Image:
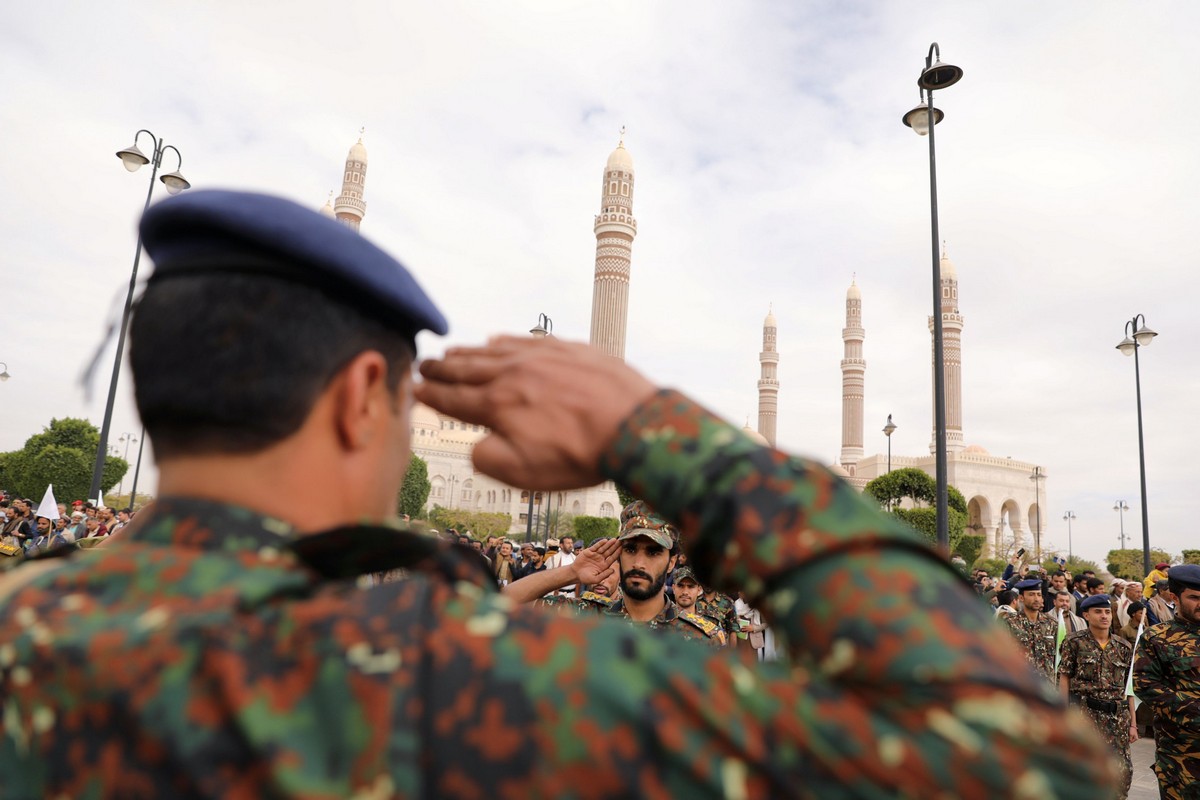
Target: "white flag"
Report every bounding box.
[1125,616,1145,711]
[35,485,59,521]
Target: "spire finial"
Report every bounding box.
[327,189,333,202]
[358,126,365,142]
[619,125,626,147]
[852,271,856,285]
[768,302,773,314]
[941,239,947,259]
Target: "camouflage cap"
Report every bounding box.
[618,500,679,550]
[672,565,701,585]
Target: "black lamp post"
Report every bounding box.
[524,314,553,542]
[1116,315,1157,575]
[116,432,137,499]
[883,414,897,474]
[128,429,146,510]
[89,130,191,501]
[1114,500,1129,550]
[1029,466,1044,562]
[1062,511,1076,562]
[902,43,963,554]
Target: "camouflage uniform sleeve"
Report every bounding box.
[1058,632,1077,685]
[1135,626,1200,718]
[598,390,1115,797]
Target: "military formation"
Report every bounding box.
[1000,563,1200,799]
[2,188,1190,798]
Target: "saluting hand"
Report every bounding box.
[415,337,656,489]
[571,538,621,587]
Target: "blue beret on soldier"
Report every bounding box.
[1079,595,1111,612]
[140,190,448,342]
[1014,579,1042,593]
[1169,564,1200,590]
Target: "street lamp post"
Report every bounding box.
[1116,315,1157,576]
[128,429,146,510]
[902,43,963,554]
[883,414,897,474]
[1062,511,1076,562]
[525,314,553,542]
[116,433,137,499]
[0,362,10,382]
[1114,500,1130,550]
[89,130,191,501]
[1029,466,1044,562]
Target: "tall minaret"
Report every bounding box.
[334,131,368,231]
[840,278,865,468]
[929,244,965,453]
[589,129,637,360]
[757,306,779,446]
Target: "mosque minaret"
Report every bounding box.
[334,131,368,231]
[930,245,965,454]
[588,130,638,360]
[757,306,779,447]
[840,278,865,469]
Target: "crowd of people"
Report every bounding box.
[0,497,132,555]
[969,554,1200,798]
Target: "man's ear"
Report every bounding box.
[331,350,391,450]
[668,554,678,573]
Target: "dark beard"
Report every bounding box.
[620,567,667,601]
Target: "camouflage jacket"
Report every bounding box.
[543,590,725,647]
[1058,630,1133,703]
[1134,617,1200,759]
[1002,610,1059,680]
[0,390,1114,797]
[694,592,738,639]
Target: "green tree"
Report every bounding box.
[863,468,968,553]
[572,515,619,545]
[1,418,127,503]
[1182,550,1200,566]
[615,484,637,509]
[1106,548,1175,582]
[426,507,513,539]
[953,534,985,567]
[397,455,431,519]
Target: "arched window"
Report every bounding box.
[599,502,614,518]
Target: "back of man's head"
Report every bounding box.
[997,590,1016,607]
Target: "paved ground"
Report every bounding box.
[1130,738,1159,799]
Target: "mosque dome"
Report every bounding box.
[963,444,989,455]
[606,141,633,172]
[764,306,777,328]
[741,425,769,446]
[348,137,368,164]
[847,279,861,300]
[319,197,335,218]
[829,463,850,477]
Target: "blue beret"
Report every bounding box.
[139,190,448,339]
[1080,595,1111,612]
[1169,564,1200,589]
[1014,579,1042,593]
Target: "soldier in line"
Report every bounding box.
[695,580,739,646]
[0,191,1115,797]
[1058,594,1137,799]
[515,502,725,647]
[1134,563,1200,798]
[1003,577,1060,681]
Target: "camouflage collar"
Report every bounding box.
[121,497,496,587]
[607,593,680,624]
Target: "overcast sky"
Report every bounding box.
[1,1,1195,566]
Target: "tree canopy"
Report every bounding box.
[1,418,127,504]
[863,468,968,552]
[397,455,431,519]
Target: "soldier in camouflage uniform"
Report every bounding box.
[535,504,725,647]
[1134,563,1200,798]
[0,191,1117,798]
[1058,594,1137,798]
[695,584,739,645]
[1004,577,1060,681]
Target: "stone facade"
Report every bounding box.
[589,132,637,360]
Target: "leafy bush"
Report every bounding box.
[953,534,985,567]
[1106,548,1175,581]
[1182,550,1200,566]
[397,456,431,518]
[573,516,619,545]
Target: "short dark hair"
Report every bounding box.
[1050,570,1067,579]
[997,590,1016,606]
[1085,577,1104,591]
[1127,601,1145,614]
[1072,574,1087,586]
[131,275,413,458]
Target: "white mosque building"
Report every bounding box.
[755,251,1047,560]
